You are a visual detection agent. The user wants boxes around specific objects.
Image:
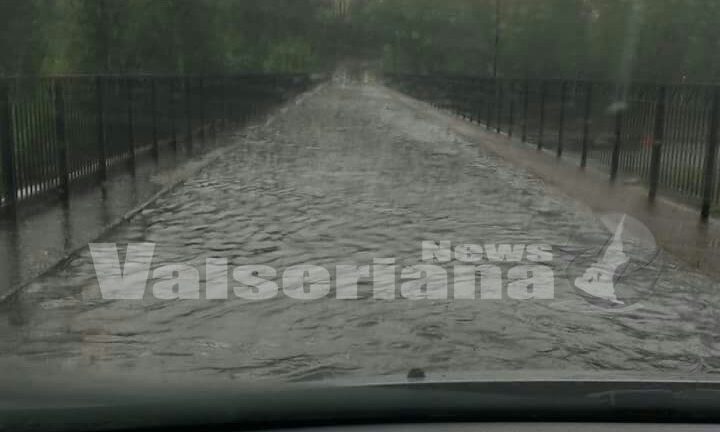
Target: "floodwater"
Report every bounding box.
[0,137,232,300]
[1,82,720,383]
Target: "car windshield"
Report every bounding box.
[2,0,720,425]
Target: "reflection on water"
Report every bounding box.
[0,157,158,299]
[0,143,232,300]
[1,84,720,382]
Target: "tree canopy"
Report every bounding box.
[2,0,719,83]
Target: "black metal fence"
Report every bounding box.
[0,73,310,209]
[386,74,720,220]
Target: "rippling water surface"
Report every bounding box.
[2,83,720,382]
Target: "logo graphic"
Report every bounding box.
[574,215,628,305]
[566,213,663,312]
[87,213,661,313]
[89,241,556,301]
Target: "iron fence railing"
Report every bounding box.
[386,74,720,220]
[0,73,311,209]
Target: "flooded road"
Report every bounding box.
[2,83,720,382]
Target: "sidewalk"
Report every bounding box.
[0,132,251,301]
[388,86,720,279]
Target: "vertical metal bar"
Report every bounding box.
[34,91,42,193]
[538,81,547,150]
[702,87,720,220]
[210,78,217,142]
[485,80,492,131]
[41,82,52,191]
[472,81,478,123]
[449,80,460,115]
[456,81,461,117]
[649,86,666,201]
[198,77,206,145]
[690,94,704,197]
[508,81,515,138]
[25,85,38,192]
[40,87,49,193]
[457,81,464,118]
[0,80,17,208]
[222,76,229,129]
[228,77,235,125]
[185,76,193,154]
[151,79,159,161]
[95,76,107,181]
[126,77,135,164]
[496,80,503,134]
[13,86,24,199]
[557,81,567,158]
[611,106,624,181]
[521,80,529,143]
[464,81,471,120]
[581,82,593,168]
[54,79,69,200]
[170,78,178,152]
[468,79,476,123]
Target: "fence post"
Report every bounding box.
[0,80,17,208]
[198,77,206,146]
[649,85,666,202]
[581,82,593,168]
[702,87,719,220]
[457,81,465,118]
[538,81,547,150]
[54,79,69,201]
[468,79,476,123]
[610,104,624,181]
[185,76,193,154]
[151,79,159,161]
[485,80,492,131]
[170,77,178,152]
[521,80,529,143]
[496,80,503,134]
[557,81,567,158]
[463,81,471,120]
[95,76,107,181]
[474,82,482,123]
[126,77,135,166]
[508,81,515,138]
[210,79,217,143]
[229,77,236,125]
[223,76,230,129]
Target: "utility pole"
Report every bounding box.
[493,0,500,78]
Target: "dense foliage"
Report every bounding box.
[2,0,718,83]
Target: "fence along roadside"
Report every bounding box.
[387,74,720,221]
[0,74,310,211]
